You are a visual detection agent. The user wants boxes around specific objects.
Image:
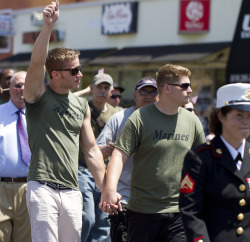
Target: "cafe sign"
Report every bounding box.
[102,2,138,35]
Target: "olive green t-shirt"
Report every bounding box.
[25,86,88,190]
[115,104,205,214]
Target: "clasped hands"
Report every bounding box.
[99,190,123,215]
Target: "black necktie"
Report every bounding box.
[235,152,242,170]
[235,153,242,162]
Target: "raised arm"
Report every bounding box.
[24,1,59,103]
[80,105,106,192]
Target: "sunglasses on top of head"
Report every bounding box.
[162,83,191,90]
[56,64,82,76]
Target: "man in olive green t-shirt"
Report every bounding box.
[100,64,205,242]
[24,2,106,241]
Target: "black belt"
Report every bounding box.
[37,181,72,190]
[1,177,27,182]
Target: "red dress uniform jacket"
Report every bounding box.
[179,136,250,242]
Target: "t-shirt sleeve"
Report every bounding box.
[192,117,206,148]
[97,117,116,146]
[114,118,139,157]
[76,97,88,118]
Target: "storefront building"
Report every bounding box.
[0,0,243,111]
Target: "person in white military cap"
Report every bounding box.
[179,83,250,242]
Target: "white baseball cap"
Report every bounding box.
[216,83,250,112]
[92,73,113,86]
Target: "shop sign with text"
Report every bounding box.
[179,0,210,33]
[102,2,138,35]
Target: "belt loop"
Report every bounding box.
[11,178,14,183]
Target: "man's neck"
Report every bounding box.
[11,100,25,110]
[92,99,107,112]
[155,99,179,115]
[48,82,69,95]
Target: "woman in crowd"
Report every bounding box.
[179,83,250,242]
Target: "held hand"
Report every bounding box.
[99,143,115,159]
[43,0,59,26]
[99,191,122,215]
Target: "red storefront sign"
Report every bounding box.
[179,0,210,33]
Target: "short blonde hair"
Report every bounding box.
[156,64,191,93]
[45,47,80,78]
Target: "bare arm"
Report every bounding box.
[80,105,106,192]
[74,85,91,97]
[100,148,128,214]
[24,1,59,103]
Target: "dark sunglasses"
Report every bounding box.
[4,76,13,81]
[13,83,24,89]
[163,83,191,90]
[186,108,194,112]
[56,64,82,76]
[111,94,121,99]
[136,90,158,97]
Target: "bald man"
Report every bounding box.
[0,71,31,242]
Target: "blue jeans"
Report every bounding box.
[78,164,110,242]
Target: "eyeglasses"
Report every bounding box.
[186,108,194,112]
[56,64,82,76]
[162,83,191,90]
[13,83,24,89]
[4,76,13,81]
[111,94,121,99]
[136,90,158,97]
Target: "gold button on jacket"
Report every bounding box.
[239,184,246,192]
[237,213,244,220]
[239,199,246,206]
[236,227,244,235]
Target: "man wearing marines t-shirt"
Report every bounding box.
[100,64,205,242]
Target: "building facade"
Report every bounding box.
[0,0,243,111]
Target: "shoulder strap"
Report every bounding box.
[88,101,106,132]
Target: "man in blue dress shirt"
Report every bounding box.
[0,71,31,242]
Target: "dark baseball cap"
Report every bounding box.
[135,77,157,91]
[113,82,125,93]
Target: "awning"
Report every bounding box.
[0,43,230,68]
[152,42,231,62]
[0,48,117,68]
[90,42,231,64]
[90,46,163,64]
[0,52,31,68]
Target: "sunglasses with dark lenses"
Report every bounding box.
[111,94,121,99]
[13,83,24,89]
[4,76,13,81]
[56,64,82,76]
[163,83,191,90]
[186,108,195,112]
[136,90,158,97]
